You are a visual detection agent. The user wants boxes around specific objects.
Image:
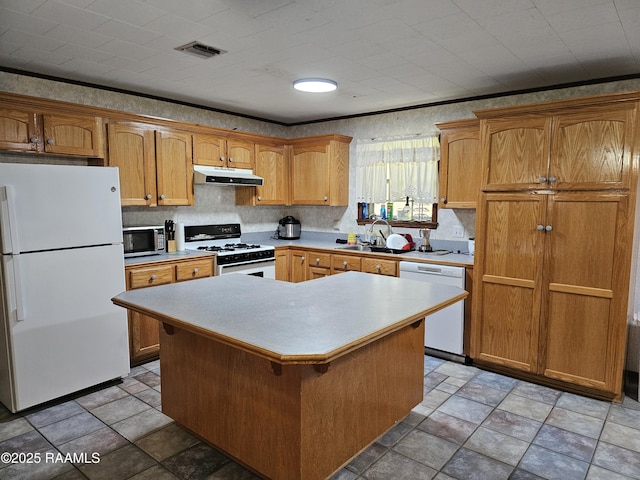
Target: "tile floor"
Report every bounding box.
[1,356,640,480]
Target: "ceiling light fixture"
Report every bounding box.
[293,78,337,93]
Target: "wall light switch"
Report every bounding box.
[452,226,464,238]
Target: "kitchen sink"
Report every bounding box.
[337,244,369,251]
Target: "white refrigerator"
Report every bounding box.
[0,163,129,412]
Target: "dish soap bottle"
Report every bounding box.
[380,204,386,220]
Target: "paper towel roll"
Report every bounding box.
[176,222,185,251]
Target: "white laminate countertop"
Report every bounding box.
[112,272,467,364]
[124,249,215,266]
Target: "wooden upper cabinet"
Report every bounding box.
[437,119,481,208]
[107,121,157,206]
[290,135,351,206]
[481,116,551,191]
[0,107,40,152]
[155,129,193,206]
[550,104,636,190]
[478,99,638,192]
[236,142,290,206]
[0,107,103,157]
[42,113,104,157]
[193,133,255,170]
[192,133,225,166]
[107,121,193,207]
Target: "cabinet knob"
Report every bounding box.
[145,194,152,200]
[376,264,381,271]
[343,261,348,266]
[548,176,557,183]
[46,138,55,145]
[301,256,305,262]
[150,274,157,281]
[257,196,262,201]
[323,196,328,201]
[229,157,234,162]
[440,197,447,204]
[539,176,547,183]
[159,194,165,200]
[29,137,38,143]
[545,225,553,232]
[315,257,320,264]
[220,156,225,162]
[537,225,544,231]
[193,268,199,274]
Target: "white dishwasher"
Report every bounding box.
[399,261,466,362]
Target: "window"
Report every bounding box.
[355,134,439,222]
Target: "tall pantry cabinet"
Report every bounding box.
[471,94,640,401]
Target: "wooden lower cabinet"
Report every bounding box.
[331,254,361,274]
[361,258,398,277]
[308,252,331,279]
[288,248,398,282]
[472,191,632,400]
[125,257,214,365]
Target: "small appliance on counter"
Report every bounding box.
[277,216,301,239]
[123,225,165,258]
[418,228,432,252]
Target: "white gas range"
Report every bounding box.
[184,224,275,278]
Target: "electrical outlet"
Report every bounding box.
[452,226,464,238]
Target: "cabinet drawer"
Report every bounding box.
[175,259,213,281]
[331,254,361,272]
[128,265,173,289]
[308,252,331,268]
[361,258,397,276]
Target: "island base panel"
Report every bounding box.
[159,322,425,480]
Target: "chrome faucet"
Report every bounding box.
[367,216,393,246]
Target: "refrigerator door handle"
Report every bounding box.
[3,255,26,322]
[0,186,20,254]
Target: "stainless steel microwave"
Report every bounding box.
[123,226,165,258]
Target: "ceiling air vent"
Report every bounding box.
[175,41,227,59]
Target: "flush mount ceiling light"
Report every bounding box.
[293,78,338,93]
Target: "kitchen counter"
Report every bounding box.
[112,272,466,479]
[243,231,474,268]
[123,249,214,266]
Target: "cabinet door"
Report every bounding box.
[43,113,104,157]
[438,121,480,208]
[291,143,330,205]
[193,133,226,166]
[471,192,546,373]
[155,130,194,206]
[540,192,630,393]
[482,116,551,191]
[550,104,635,190]
[237,143,290,205]
[275,249,289,281]
[107,121,157,206]
[255,143,289,205]
[227,138,255,170]
[0,107,40,152]
[290,250,307,283]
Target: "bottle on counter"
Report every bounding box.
[380,204,386,220]
[362,202,368,219]
[387,202,393,221]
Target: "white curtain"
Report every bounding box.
[355,135,440,203]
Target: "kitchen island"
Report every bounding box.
[112,272,467,480]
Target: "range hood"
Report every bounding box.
[193,165,263,186]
